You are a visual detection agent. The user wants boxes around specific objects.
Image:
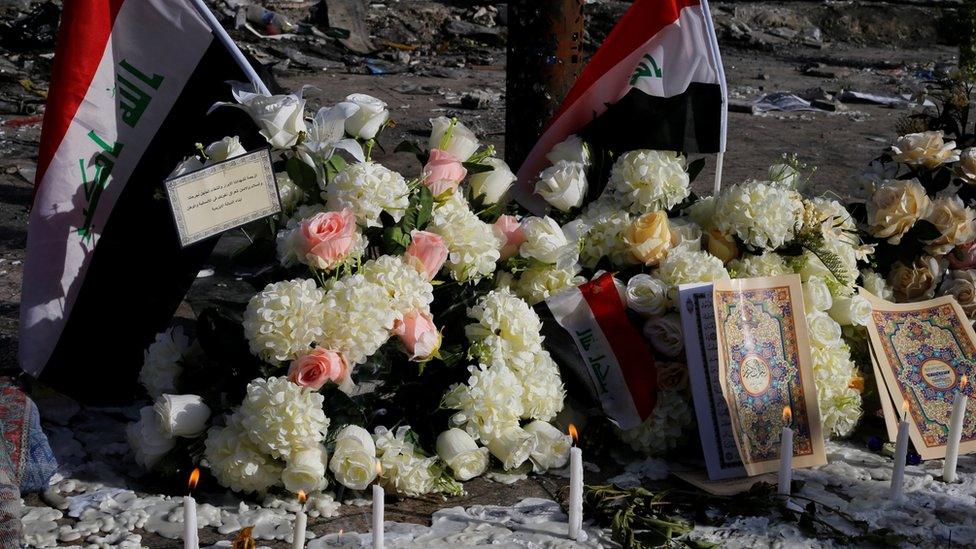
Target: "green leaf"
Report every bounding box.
[462,161,494,176]
[687,157,706,182]
[383,225,410,254]
[415,185,434,229]
[286,156,319,198]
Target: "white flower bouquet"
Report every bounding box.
[129,86,572,499]
[129,80,884,500]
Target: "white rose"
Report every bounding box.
[276,172,303,215]
[523,420,571,472]
[436,428,489,481]
[829,295,872,327]
[127,406,176,470]
[219,86,307,149]
[204,135,247,163]
[329,425,378,490]
[344,93,389,140]
[802,276,833,313]
[642,314,684,357]
[625,274,669,317]
[153,394,211,438]
[669,218,703,252]
[545,134,590,166]
[891,130,960,169]
[520,216,572,265]
[535,161,588,212]
[485,427,536,471]
[469,157,516,204]
[429,116,480,160]
[282,444,329,494]
[139,327,191,399]
[807,311,842,347]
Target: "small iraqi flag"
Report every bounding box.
[20,0,264,401]
[515,0,727,210]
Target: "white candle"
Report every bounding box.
[567,424,583,540]
[184,468,200,549]
[183,496,198,549]
[372,483,384,548]
[778,406,793,497]
[889,401,910,501]
[292,491,307,549]
[943,375,969,483]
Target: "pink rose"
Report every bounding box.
[948,240,976,270]
[301,209,357,270]
[288,348,349,390]
[393,309,441,361]
[422,149,467,197]
[405,230,449,280]
[493,215,526,260]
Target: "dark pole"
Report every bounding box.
[505,0,584,174]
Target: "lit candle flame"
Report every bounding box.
[187,467,200,492]
[782,406,792,426]
[902,400,910,420]
[962,375,969,391]
[375,460,383,477]
[568,423,579,445]
[298,490,307,504]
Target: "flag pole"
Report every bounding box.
[189,0,271,95]
[700,0,727,196]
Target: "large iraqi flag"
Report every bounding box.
[515,0,727,210]
[21,0,263,401]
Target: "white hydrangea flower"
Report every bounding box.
[237,376,331,460]
[574,197,634,268]
[809,340,862,438]
[428,193,502,282]
[714,180,804,249]
[318,274,399,365]
[618,390,692,455]
[374,426,438,496]
[360,255,434,316]
[325,161,410,228]
[514,264,585,305]
[684,195,717,231]
[518,352,566,422]
[243,279,326,363]
[444,363,524,441]
[728,252,792,279]
[607,150,690,213]
[204,415,283,494]
[465,288,546,368]
[139,326,191,399]
[657,248,730,301]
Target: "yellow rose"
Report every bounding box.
[624,211,672,266]
[888,256,944,302]
[925,196,976,255]
[706,228,739,264]
[957,148,976,185]
[891,130,960,168]
[867,179,932,244]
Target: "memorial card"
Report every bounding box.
[165,148,280,247]
[712,275,827,476]
[861,290,976,460]
[678,282,746,480]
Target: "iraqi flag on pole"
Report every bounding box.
[514,0,727,211]
[20,0,266,402]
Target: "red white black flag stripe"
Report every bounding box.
[515,0,727,210]
[21,0,261,400]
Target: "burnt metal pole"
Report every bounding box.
[505,0,584,173]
